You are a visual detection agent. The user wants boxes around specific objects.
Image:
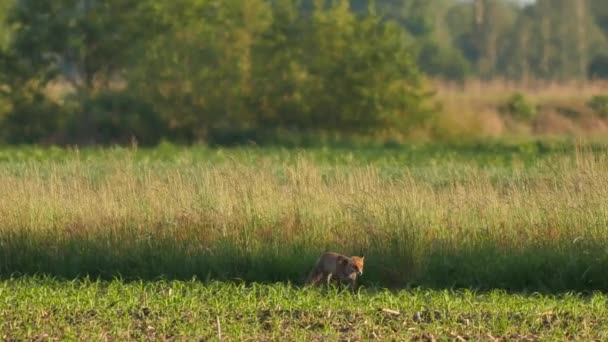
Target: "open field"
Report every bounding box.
[1,141,608,291]
[2,277,608,341]
[2,142,608,339]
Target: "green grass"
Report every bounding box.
[1,141,608,291]
[2,142,608,339]
[2,277,608,340]
[0,138,593,165]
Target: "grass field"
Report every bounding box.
[1,141,608,339]
[2,277,608,340]
[0,140,608,291]
[0,140,607,290]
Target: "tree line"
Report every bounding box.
[384,0,608,81]
[0,0,607,145]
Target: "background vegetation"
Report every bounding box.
[1,0,608,145]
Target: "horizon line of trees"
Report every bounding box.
[0,0,607,146]
[350,0,608,81]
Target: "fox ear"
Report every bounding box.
[361,256,365,260]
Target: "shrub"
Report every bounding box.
[501,92,537,122]
[588,55,608,80]
[65,92,165,146]
[0,92,65,144]
[417,40,471,82]
[587,95,608,118]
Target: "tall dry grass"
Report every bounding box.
[436,79,608,105]
[433,79,608,139]
[1,147,608,291]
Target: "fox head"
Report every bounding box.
[340,255,365,276]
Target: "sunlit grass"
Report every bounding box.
[0,144,607,291]
[434,79,608,139]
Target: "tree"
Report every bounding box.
[590,0,608,37]
[0,0,13,50]
[7,0,147,93]
[129,0,273,142]
[1,0,162,144]
[470,0,517,78]
[286,0,435,134]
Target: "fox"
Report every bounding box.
[306,252,365,291]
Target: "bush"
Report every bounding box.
[587,95,608,119]
[65,92,165,146]
[501,92,537,122]
[0,92,65,144]
[417,40,471,82]
[588,55,608,80]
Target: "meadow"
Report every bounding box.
[2,141,608,339]
[1,140,607,289]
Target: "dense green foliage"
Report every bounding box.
[349,0,608,81]
[587,95,608,118]
[501,92,538,122]
[1,1,608,145]
[0,0,434,145]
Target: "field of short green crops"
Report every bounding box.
[2,277,608,341]
[1,141,608,339]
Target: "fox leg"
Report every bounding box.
[306,269,323,286]
[326,273,333,287]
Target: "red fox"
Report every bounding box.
[306,252,365,291]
